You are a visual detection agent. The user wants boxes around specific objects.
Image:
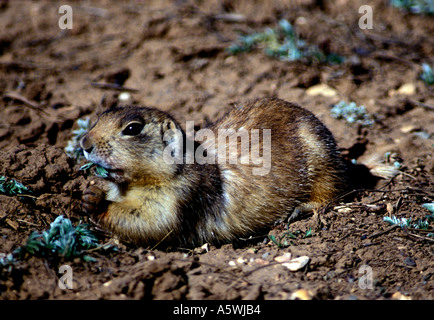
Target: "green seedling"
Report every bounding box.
[65,117,91,159]
[422,203,434,213]
[413,219,430,229]
[0,176,32,196]
[227,19,344,64]
[304,228,313,238]
[390,0,434,14]
[269,228,314,247]
[0,253,16,275]
[269,232,295,248]
[268,234,281,247]
[384,213,433,236]
[420,63,434,85]
[383,215,412,228]
[330,100,375,126]
[18,215,99,262]
[80,162,109,178]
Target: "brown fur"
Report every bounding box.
[81,97,348,248]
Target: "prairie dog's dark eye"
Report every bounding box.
[122,122,144,136]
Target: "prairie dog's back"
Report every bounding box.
[204,98,347,239]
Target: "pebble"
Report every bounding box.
[254,258,270,266]
[306,84,337,97]
[103,280,113,287]
[118,92,131,101]
[336,206,352,214]
[289,289,314,300]
[400,125,418,133]
[388,83,416,96]
[281,256,310,271]
[391,292,412,300]
[274,252,292,263]
[397,83,416,95]
[414,131,431,140]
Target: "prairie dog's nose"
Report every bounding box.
[80,134,93,153]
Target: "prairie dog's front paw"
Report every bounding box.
[82,185,107,215]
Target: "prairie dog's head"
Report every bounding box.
[80,106,185,185]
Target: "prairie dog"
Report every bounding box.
[80,97,348,247]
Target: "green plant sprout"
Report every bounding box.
[383,215,412,228]
[422,203,434,213]
[64,117,91,159]
[421,204,434,237]
[330,100,375,126]
[304,228,313,238]
[0,176,32,196]
[384,212,434,234]
[227,19,344,64]
[80,162,109,178]
[65,118,111,179]
[269,228,314,247]
[17,215,99,262]
[0,253,16,275]
[390,0,434,14]
[420,63,434,85]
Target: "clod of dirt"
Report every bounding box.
[0,144,73,195]
[96,257,192,300]
[0,144,87,233]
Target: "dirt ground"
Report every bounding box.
[0,0,433,300]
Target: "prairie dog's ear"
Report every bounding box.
[161,118,181,145]
[162,118,184,163]
[162,118,177,131]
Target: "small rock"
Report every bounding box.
[389,83,416,96]
[400,125,418,133]
[404,257,416,267]
[118,92,131,102]
[290,289,314,300]
[282,256,310,271]
[335,206,352,214]
[397,83,416,95]
[295,16,308,26]
[103,280,113,287]
[414,131,431,140]
[254,258,270,266]
[306,84,337,97]
[391,292,412,300]
[274,252,292,263]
